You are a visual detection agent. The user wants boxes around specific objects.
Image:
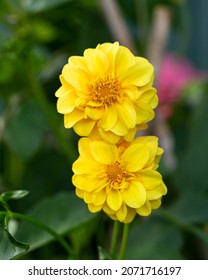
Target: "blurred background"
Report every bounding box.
[0,0,208,260]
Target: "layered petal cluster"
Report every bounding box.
[72,137,167,223]
[56,42,157,143]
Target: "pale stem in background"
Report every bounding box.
[98,0,138,54]
[148,6,172,81]
[148,6,176,171]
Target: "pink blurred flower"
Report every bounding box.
[157,54,205,118]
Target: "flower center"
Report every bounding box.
[106,161,127,188]
[88,76,122,106]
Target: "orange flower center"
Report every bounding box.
[88,76,122,106]
[106,161,127,188]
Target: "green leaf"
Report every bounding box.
[0,215,29,260]
[1,190,29,202]
[70,218,99,256]
[20,0,73,13]
[15,191,97,251]
[175,94,208,195]
[156,208,208,247]
[167,192,208,224]
[126,216,183,260]
[4,100,47,159]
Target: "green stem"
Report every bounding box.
[10,211,75,258]
[118,223,129,260]
[110,220,121,259]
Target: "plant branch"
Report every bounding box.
[10,211,75,257]
[118,223,129,260]
[109,220,121,259]
[98,0,137,54]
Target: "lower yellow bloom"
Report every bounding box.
[72,136,167,223]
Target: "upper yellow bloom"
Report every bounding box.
[56,42,158,143]
[72,136,167,223]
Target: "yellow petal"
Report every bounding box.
[62,64,89,91]
[136,201,152,216]
[116,102,137,129]
[136,123,148,131]
[85,106,104,120]
[68,55,87,69]
[57,92,77,114]
[150,94,158,109]
[73,175,90,190]
[116,203,127,222]
[122,181,146,208]
[75,188,84,199]
[90,141,118,164]
[73,175,105,192]
[86,177,108,192]
[150,199,161,209]
[121,57,154,87]
[103,202,115,215]
[74,176,106,193]
[92,188,106,206]
[98,105,118,131]
[139,88,158,108]
[153,148,164,169]
[88,203,102,213]
[122,207,136,223]
[122,143,150,172]
[115,46,135,76]
[107,214,117,221]
[84,48,108,76]
[97,42,119,72]
[98,128,121,144]
[106,189,122,211]
[140,170,162,190]
[134,135,158,146]
[135,102,154,124]
[78,138,92,158]
[72,158,97,174]
[144,140,159,166]
[64,110,84,128]
[111,119,128,136]
[123,127,137,142]
[124,86,139,101]
[146,182,167,200]
[73,119,95,136]
[55,86,69,97]
[59,74,71,89]
[84,192,92,203]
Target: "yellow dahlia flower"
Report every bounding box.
[56,42,158,144]
[72,136,167,223]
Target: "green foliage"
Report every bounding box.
[0,190,29,202]
[0,191,30,260]
[19,0,73,13]
[4,100,47,159]
[15,191,97,251]
[175,94,208,194]
[126,216,183,259]
[0,217,29,260]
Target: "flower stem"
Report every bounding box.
[10,211,75,258]
[118,223,129,260]
[109,220,121,259]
